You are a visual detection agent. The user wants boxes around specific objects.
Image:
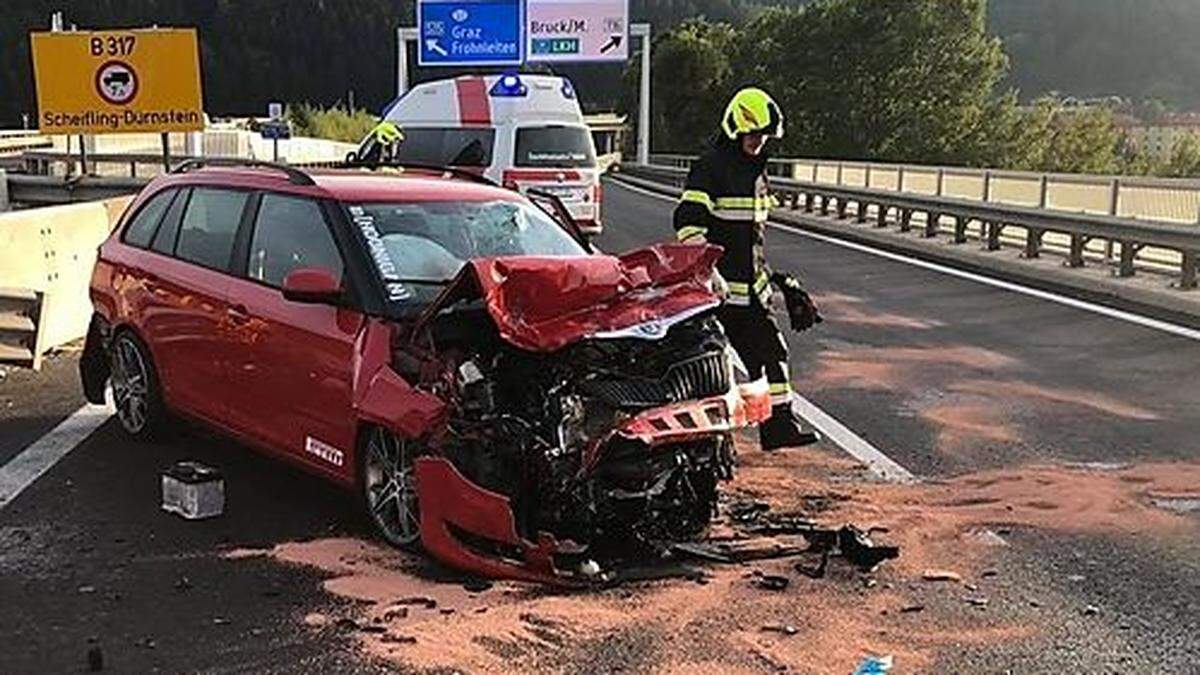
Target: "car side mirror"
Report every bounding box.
[282,267,342,304]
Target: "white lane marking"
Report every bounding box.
[0,403,113,510]
[791,395,916,483]
[607,177,1200,342]
[605,178,917,481]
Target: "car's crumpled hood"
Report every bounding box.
[419,244,723,353]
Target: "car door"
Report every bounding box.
[224,192,361,479]
[138,187,249,425]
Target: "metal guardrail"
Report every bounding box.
[625,163,1200,290]
[0,288,45,369]
[7,174,150,206]
[650,153,1200,226]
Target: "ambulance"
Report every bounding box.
[371,74,604,235]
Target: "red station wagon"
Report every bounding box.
[80,160,771,583]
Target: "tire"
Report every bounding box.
[109,330,169,440]
[359,425,422,549]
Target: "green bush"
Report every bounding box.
[288,104,378,143]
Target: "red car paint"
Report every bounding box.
[422,244,724,353]
[88,166,766,584]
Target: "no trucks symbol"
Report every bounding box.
[95,60,138,105]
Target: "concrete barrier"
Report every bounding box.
[0,196,132,366]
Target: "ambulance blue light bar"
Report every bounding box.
[490,73,528,97]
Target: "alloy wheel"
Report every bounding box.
[110,335,150,435]
[364,427,420,546]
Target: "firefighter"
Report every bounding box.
[672,87,823,450]
[352,120,405,166]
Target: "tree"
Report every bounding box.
[639,19,741,153]
[1162,134,1200,178]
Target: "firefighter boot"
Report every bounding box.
[759,404,821,451]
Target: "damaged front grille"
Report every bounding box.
[582,352,730,409]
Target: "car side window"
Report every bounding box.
[247,194,344,288]
[151,188,190,255]
[175,188,250,271]
[123,189,177,248]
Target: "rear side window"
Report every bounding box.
[393,127,495,166]
[247,194,344,288]
[123,189,177,248]
[151,188,189,255]
[515,126,596,168]
[175,188,249,271]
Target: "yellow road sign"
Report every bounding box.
[30,28,204,135]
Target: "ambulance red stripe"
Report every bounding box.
[455,77,491,127]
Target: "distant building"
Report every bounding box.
[1119,113,1200,161]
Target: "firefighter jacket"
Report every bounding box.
[671,140,775,307]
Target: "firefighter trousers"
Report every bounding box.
[717,304,792,406]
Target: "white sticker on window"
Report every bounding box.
[353,212,401,281]
[305,436,345,467]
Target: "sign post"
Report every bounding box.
[526,0,629,63]
[417,0,523,67]
[30,28,204,136]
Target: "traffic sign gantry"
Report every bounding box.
[30,28,204,135]
[526,0,629,63]
[418,0,523,67]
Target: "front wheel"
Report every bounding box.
[110,331,168,440]
[360,426,422,548]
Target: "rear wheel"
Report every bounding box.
[360,426,421,548]
[110,331,168,440]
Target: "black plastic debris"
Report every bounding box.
[756,575,790,591]
[86,647,104,672]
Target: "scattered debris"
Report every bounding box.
[963,596,989,608]
[1067,574,1086,583]
[161,461,225,520]
[1148,495,1200,514]
[380,634,417,644]
[852,655,894,674]
[382,607,409,622]
[967,529,1009,547]
[1029,599,1042,608]
[462,579,493,593]
[922,569,962,583]
[77,585,96,594]
[761,623,799,636]
[174,576,192,592]
[1083,604,1101,616]
[335,618,360,632]
[359,624,388,634]
[82,645,103,671]
[212,617,230,626]
[981,569,999,579]
[899,604,925,614]
[863,578,878,589]
[136,637,156,650]
[394,596,438,609]
[755,575,790,591]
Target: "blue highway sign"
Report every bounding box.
[418,0,523,67]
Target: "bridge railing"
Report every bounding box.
[650,153,1200,227]
[625,162,1200,291]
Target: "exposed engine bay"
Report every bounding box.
[398,302,740,561]
[375,245,773,583]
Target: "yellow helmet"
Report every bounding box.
[721,87,784,140]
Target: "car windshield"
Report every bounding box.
[347,199,588,304]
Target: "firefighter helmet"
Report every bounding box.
[721,88,784,140]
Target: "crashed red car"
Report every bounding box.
[81,160,770,583]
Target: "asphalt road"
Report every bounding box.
[0,179,1197,673]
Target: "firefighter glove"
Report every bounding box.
[771,272,822,332]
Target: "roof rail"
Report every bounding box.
[170,157,317,186]
[330,159,500,188]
